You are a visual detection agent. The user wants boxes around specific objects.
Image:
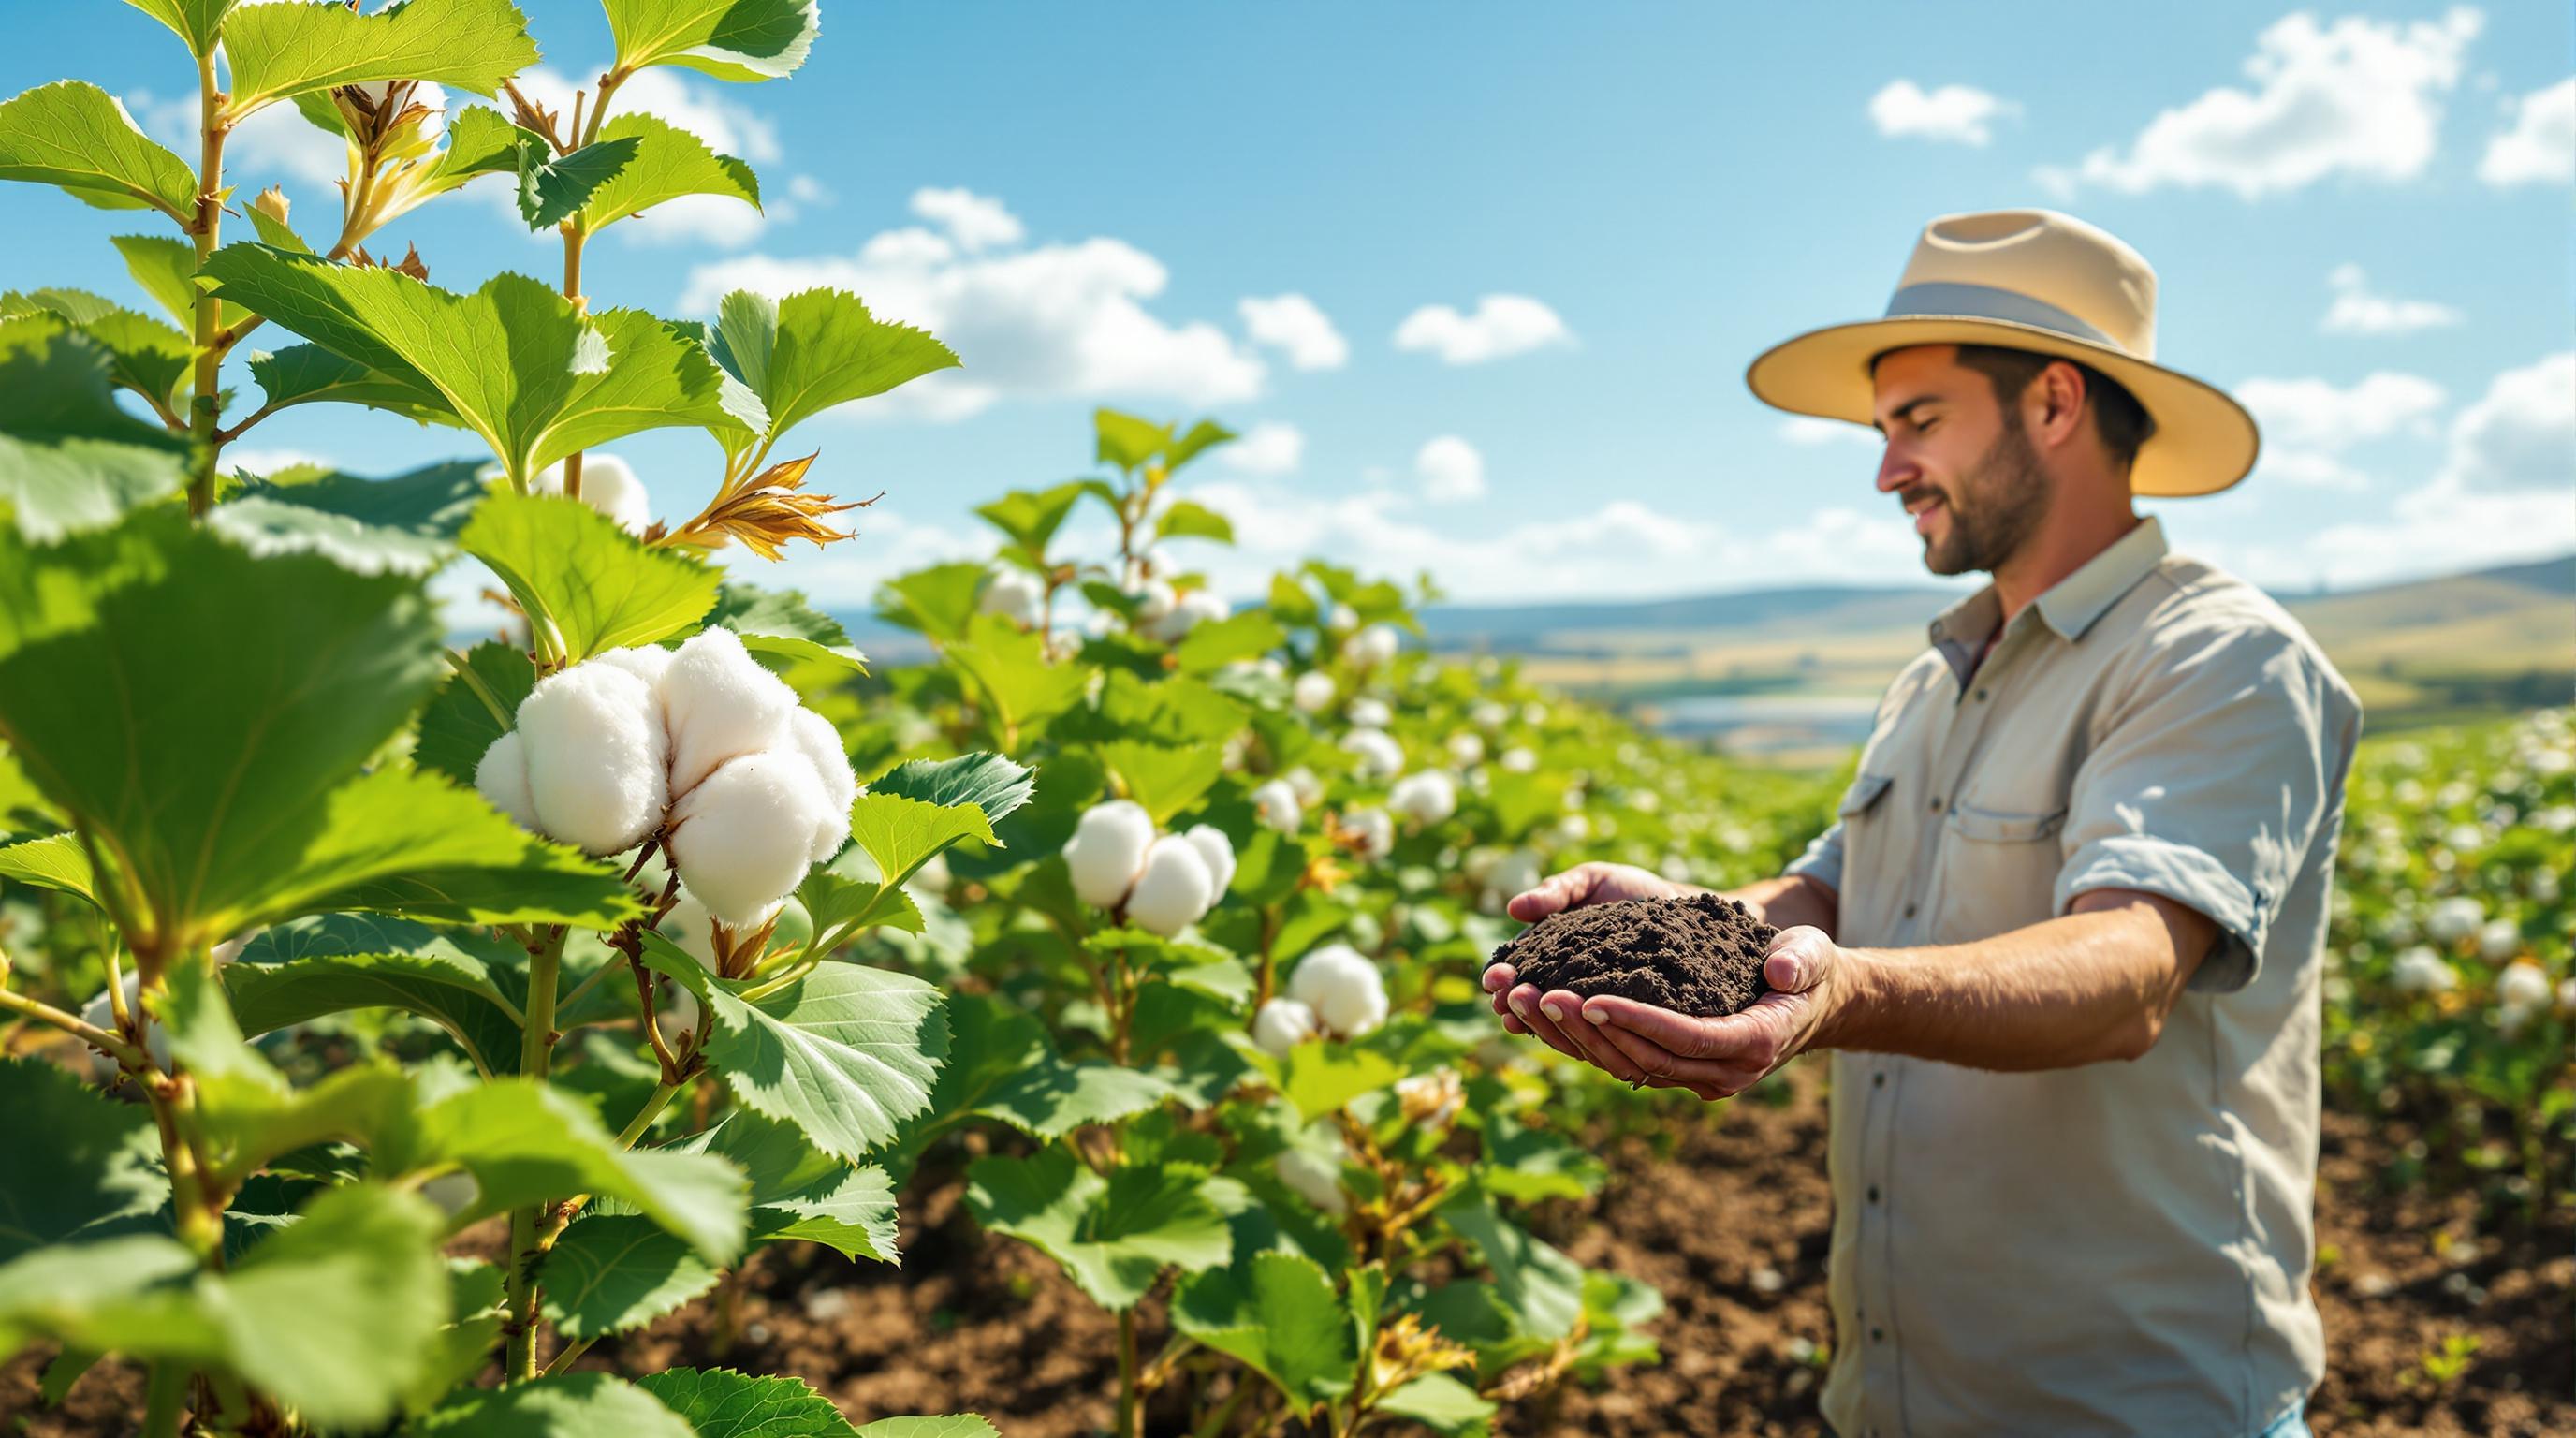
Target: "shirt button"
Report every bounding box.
[1871,1326,1886,1343]
[1871,1073,1886,1089]
[1867,1184,1881,1203]
[1901,901,1918,918]
[1928,795,1944,813]
[1975,687,1989,701]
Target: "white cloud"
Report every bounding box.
[130,85,349,219]
[2436,351,2573,494]
[1239,293,1349,371]
[1220,421,1305,476]
[2034,8,2482,198]
[2252,449,2369,491]
[225,447,334,477]
[2478,76,2575,186]
[910,187,1025,251]
[1778,416,1880,447]
[1867,80,2020,146]
[2320,263,2463,335]
[681,202,1268,417]
[2232,373,2448,451]
[1393,294,1573,365]
[1414,436,1486,502]
[766,502,987,609]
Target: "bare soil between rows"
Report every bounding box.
[5,1071,2566,1436]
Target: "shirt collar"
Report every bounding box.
[1927,515,2170,652]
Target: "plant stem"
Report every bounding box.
[1116,1308,1142,1438]
[0,984,145,1066]
[185,44,229,518]
[503,927,568,1381]
[141,1361,187,1438]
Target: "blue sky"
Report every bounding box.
[5,1,2569,606]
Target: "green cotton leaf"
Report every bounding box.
[388,1078,749,1263]
[1099,740,1224,828]
[222,0,541,119]
[243,195,311,252]
[408,1259,507,1416]
[1173,1252,1354,1416]
[873,561,985,644]
[0,832,100,908]
[225,913,530,1077]
[964,1148,1232,1312]
[1094,408,1171,473]
[70,307,192,414]
[1156,497,1235,544]
[120,0,239,57]
[920,991,1178,1142]
[0,81,199,219]
[1476,1114,1607,1203]
[1279,1042,1401,1123]
[704,580,866,675]
[416,640,536,788]
[198,245,762,489]
[0,1058,165,1263]
[792,869,918,952]
[847,794,997,892]
[364,105,537,230]
[946,613,1090,738]
[0,315,193,542]
[1375,1373,1496,1434]
[1089,671,1248,748]
[639,934,949,1164]
[211,459,487,577]
[974,480,1088,562]
[243,344,461,425]
[606,0,821,82]
[667,1110,900,1261]
[1174,611,1285,676]
[855,1420,1000,1438]
[1162,419,1236,475]
[1439,1185,1586,1342]
[581,112,761,233]
[517,134,641,230]
[706,288,959,445]
[637,1368,889,1437]
[867,752,1037,828]
[461,490,720,662]
[109,234,244,330]
[541,1214,722,1340]
[412,1372,696,1438]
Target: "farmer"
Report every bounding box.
[1484,209,2361,1438]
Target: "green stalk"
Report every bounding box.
[184,45,228,518]
[1116,1308,1142,1438]
[502,927,568,1380]
[141,1361,187,1438]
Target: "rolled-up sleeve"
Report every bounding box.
[1786,816,1848,895]
[2055,614,2353,992]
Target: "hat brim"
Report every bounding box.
[1745,315,2260,498]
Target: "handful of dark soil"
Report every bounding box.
[1489,893,1778,1018]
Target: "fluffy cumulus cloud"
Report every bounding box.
[128,86,347,214]
[1220,421,1306,476]
[2233,373,2448,451]
[1414,435,1486,502]
[2034,8,2481,198]
[1867,80,2020,146]
[2478,76,2575,186]
[2320,264,2463,336]
[1393,295,1573,365]
[1238,293,1349,371]
[1778,416,1881,448]
[2435,351,2574,494]
[681,189,1268,420]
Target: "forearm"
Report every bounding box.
[1719,873,1838,939]
[1815,899,2196,1071]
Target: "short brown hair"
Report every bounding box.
[1952,344,2156,473]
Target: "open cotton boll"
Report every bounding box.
[1325,603,1358,635]
[667,750,836,926]
[2390,946,2455,995]
[979,565,1046,627]
[1348,697,1392,729]
[1251,779,1302,835]
[1389,771,1456,825]
[1251,997,1320,1057]
[1275,1133,1348,1215]
[1500,746,1538,774]
[1341,728,1403,783]
[2477,919,2522,964]
[1344,807,1395,861]
[1123,836,1214,937]
[1288,942,1389,1037]
[1182,825,1236,903]
[1149,588,1229,643]
[473,728,541,831]
[1127,578,1177,628]
[662,626,800,797]
[1283,767,1325,808]
[2498,961,2551,1011]
[1396,1068,1465,1129]
[530,453,651,536]
[593,643,675,693]
[517,664,669,854]
[1348,624,1399,668]
[2423,898,2481,946]
[1063,800,1156,909]
[1292,671,1337,714]
[786,709,859,863]
[1446,731,1486,767]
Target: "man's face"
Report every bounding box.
[1868,345,2049,577]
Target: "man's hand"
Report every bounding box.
[1483,926,1848,1101]
[1504,860,1688,923]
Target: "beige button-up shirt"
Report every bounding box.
[1785,517,2361,1437]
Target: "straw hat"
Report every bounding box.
[1746,209,2259,497]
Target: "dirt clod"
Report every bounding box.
[1491,893,1778,1017]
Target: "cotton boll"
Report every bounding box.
[1500,746,1538,774]
[662,626,800,797]
[1348,624,1399,668]
[1471,701,1510,730]
[1124,836,1214,937]
[1349,697,1392,729]
[1283,767,1324,808]
[979,565,1046,627]
[1289,943,1389,1037]
[1251,997,1320,1057]
[1395,1068,1465,1129]
[1251,779,1302,835]
[517,663,669,854]
[668,750,835,926]
[1341,728,1403,784]
[1275,1134,1348,1216]
[1446,731,1486,767]
[2390,946,2456,995]
[593,643,675,693]
[786,708,858,863]
[1292,671,1336,714]
[531,454,652,536]
[2498,961,2551,1011]
[2423,898,2482,946]
[1063,800,1156,909]
[1182,825,1237,904]
[2477,919,2523,964]
[1343,807,1395,861]
[1325,603,1358,635]
[473,729,541,830]
[1389,771,1457,825]
[1150,588,1230,644]
[209,932,256,966]
[1127,579,1177,629]
[1478,849,1543,916]
[661,889,721,969]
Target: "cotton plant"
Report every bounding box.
[1061,799,1237,938]
[1340,727,1404,783]
[1389,770,1458,826]
[1250,778,1304,834]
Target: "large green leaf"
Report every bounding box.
[1439,1186,1585,1342]
[640,935,948,1163]
[923,994,1176,1141]
[243,343,461,425]
[1279,1042,1401,1123]
[109,234,243,330]
[0,510,446,956]
[704,580,864,675]
[211,460,488,577]
[415,640,536,787]
[581,112,761,233]
[1375,1374,1496,1434]
[867,752,1037,826]
[606,0,822,81]
[518,135,641,229]
[855,1421,1000,1438]
[963,1148,1231,1312]
[1094,409,1169,473]
[944,614,1089,740]
[411,1372,696,1438]
[222,0,540,119]
[120,0,237,57]
[637,1369,921,1438]
[674,1109,898,1261]
[198,245,763,489]
[461,490,720,663]
[0,832,100,908]
[225,913,529,1076]
[0,81,198,219]
[0,1059,164,1263]
[541,1214,721,1340]
[1174,611,1283,676]
[707,288,959,445]
[872,561,983,644]
[3,290,194,417]
[0,315,192,542]
[1172,1252,1354,1416]
[1099,740,1223,827]
[973,480,1087,563]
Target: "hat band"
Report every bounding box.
[1883,281,2121,351]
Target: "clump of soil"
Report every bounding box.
[1490,894,1778,1017]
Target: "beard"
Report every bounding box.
[1910,415,2050,577]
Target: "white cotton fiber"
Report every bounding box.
[1122,835,1214,937]
[661,626,799,797]
[516,663,668,854]
[1288,942,1389,1037]
[667,750,835,925]
[593,643,675,693]
[1182,825,1237,902]
[473,728,541,831]
[1063,800,1156,909]
[531,453,652,536]
[1251,997,1319,1058]
[1251,779,1302,835]
[785,708,858,863]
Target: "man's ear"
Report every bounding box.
[2029,360,2091,452]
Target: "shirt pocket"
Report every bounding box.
[1830,771,1896,913]
[1936,800,2070,935]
